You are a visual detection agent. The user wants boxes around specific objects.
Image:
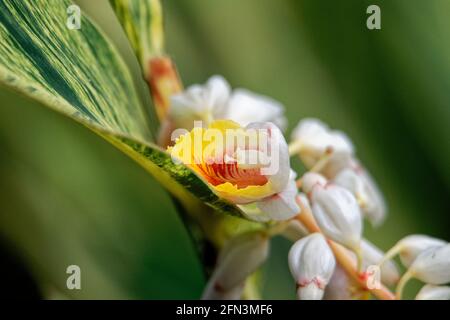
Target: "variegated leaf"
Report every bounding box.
[109,0,164,76]
[0,0,244,219]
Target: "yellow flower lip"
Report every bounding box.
[169,120,284,204]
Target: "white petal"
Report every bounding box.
[169,75,230,130]
[396,235,447,268]
[291,118,329,142]
[297,283,325,300]
[333,166,387,227]
[256,172,299,221]
[225,89,287,131]
[291,118,354,168]
[323,265,352,300]
[245,122,290,191]
[205,75,232,117]
[361,239,399,286]
[416,285,450,300]
[301,172,327,194]
[202,232,269,300]
[288,233,336,294]
[320,152,353,178]
[311,185,362,251]
[409,244,450,285]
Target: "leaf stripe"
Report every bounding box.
[0,0,151,141]
[109,0,164,76]
[0,1,96,120]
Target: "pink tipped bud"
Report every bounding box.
[416,285,450,300]
[408,244,450,285]
[301,172,327,194]
[288,233,336,300]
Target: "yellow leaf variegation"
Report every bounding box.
[0,0,246,220]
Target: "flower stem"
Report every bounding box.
[295,197,396,300]
[377,244,401,269]
[354,245,364,274]
[396,270,413,300]
[308,150,333,173]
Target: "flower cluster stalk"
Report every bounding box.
[295,197,396,300]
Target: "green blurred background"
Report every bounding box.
[0,0,449,299]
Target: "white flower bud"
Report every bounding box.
[290,118,354,168]
[288,233,336,300]
[408,244,450,285]
[301,172,327,194]
[323,265,352,300]
[202,232,269,300]
[333,166,386,227]
[382,234,447,268]
[320,152,353,178]
[310,184,363,253]
[360,239,399,286]
[416,285,450,300]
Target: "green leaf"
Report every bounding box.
[109,0,164,75]
[0,0,245,219]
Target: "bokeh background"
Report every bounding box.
[0,0,449,299]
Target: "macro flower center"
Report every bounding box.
[198,160,269,189]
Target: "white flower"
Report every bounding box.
[320,152,353,179]
[381,234,447,268]
[301,172,327,194]
[396,244,450,299]
[288,233,336,300]
[172,120,299,221]
[202,232,269,300]
[333,166,386,226]
[168,75,287,131]
[255,170,300,221]
[289,119,387,227]
[360,239,399,286]
[416,285,450,300]
[406,244,450,285]
[323,265,352,300]
[290,118,354,168]
[224,89,287,130]
[307,181,363,254]
[170,75,230,130]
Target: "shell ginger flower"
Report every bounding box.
[169,120,299,221]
